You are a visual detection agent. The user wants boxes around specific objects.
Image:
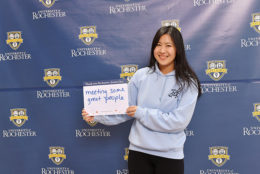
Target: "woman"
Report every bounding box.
[82,26,201,174]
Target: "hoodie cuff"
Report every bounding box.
[134,106,145,119]
[93,117,99,123]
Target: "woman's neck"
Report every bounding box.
[158,64,174,74]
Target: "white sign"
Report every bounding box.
[83,80,129,116]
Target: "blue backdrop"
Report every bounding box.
[0,0,260,174]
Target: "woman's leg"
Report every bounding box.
[128,150,154,174]
[154,156,184,174]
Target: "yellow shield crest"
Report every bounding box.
[161,20,181,31]
[208,146,230,167]
[120,65,138,82]
[206,60,227,81]
[250,13,260,34]
[252,103,260,121]
[6,31,23,50]
[124,148,129,161]
[10,108,28,127]
[87,120,98,127]
[79,26,98,45]
[40,0,56,8]
[48,146,66,165]
[43,68,62,87]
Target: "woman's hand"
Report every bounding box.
[82,108,94,122]
[126,106,138,117]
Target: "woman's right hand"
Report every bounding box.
[82,108,94,122]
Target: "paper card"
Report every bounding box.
[83,79,129,116]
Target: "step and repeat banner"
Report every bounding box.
[0,0,259,174]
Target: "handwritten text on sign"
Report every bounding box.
[83,80,128,116]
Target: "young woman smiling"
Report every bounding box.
[82,26,201,174]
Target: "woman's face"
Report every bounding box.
[153,34,176,73]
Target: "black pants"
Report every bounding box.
[128,150,184,174]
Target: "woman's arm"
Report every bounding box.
[133,84,198,133]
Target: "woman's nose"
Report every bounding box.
[159,46,166,53]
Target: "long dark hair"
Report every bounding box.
[149,26,201,97]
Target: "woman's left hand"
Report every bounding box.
[126,106,138,117]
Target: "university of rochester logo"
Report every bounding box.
[116,148,129,174]
[109,1,146,14]
[79,26,98,45]
[208,146,230,167]
[40,0,56,8]
[206,60,227,81]
[124,148,129,161]
[250,13,260,34]
[43,68,62,87]
[48,146,66,165]
[193,0,235,7]
[120,65,138,82]
[6,31,23,50]
[42,146,74,173]
[10,108,28,127]
[252,103,260,121]
[3,108,37,138]
[32,0,66,20]
[161,20,181,31]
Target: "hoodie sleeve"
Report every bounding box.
[94,76,138,125]
[134,84,198,133]
[94,113,132,126]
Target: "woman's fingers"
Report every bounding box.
[82,109,89,116]
[82,108,94,122]
[85,116,94,122]
[126,106,136,112]
[126,106,137,117]
[82,115,94,122]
